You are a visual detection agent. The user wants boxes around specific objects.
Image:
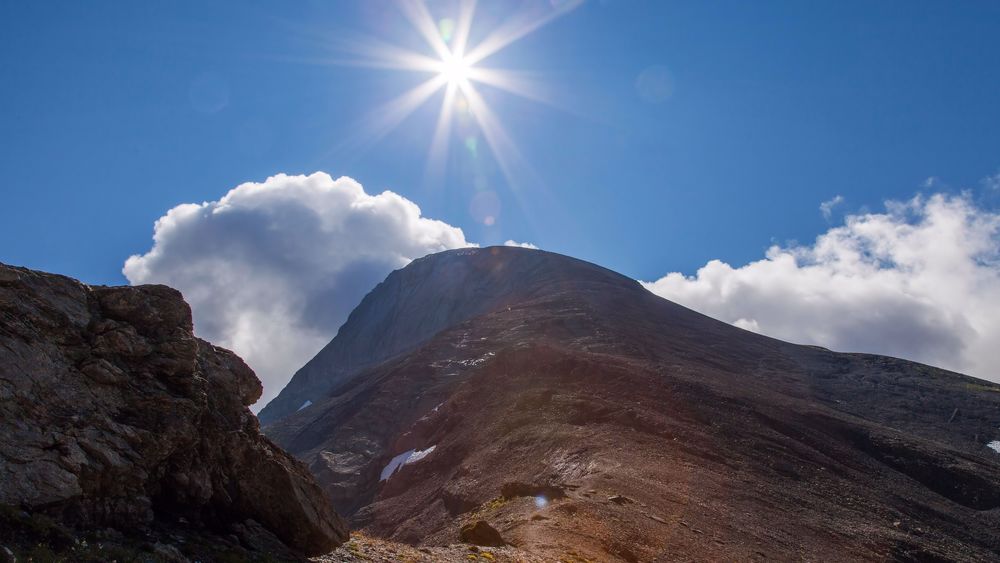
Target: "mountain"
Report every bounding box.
[0,263,347,561]
[257,247,624,425]
[265,246,1000,562]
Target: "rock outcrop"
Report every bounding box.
[459,520,505,547]
[0,263,348,558]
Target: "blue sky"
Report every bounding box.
[3,0,999,285]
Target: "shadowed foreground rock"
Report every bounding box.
[0,263,348,559]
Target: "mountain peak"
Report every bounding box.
[258,246,646,424]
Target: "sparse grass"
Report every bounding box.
[964,382,1000,393]
[484,497,508,512]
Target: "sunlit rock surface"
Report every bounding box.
[267,246,1000,561]
[0,263,348,558]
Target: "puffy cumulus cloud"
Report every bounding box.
[643,193,1000,382]
[124,172,472,408]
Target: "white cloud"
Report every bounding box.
[983,171,1000,192]
[124,172,472,408]
[819,195,844,220]
[504,239,539,249]
[643,193,1000,382]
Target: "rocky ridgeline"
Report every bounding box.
[0,263,347,560]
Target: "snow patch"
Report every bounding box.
[297,400,312,411]
[407,445,436,464]
[432,352,495,369]
[987,441,1000,454]
[456,352,496,367]
[380,450,414,481]
[379,445,437,481]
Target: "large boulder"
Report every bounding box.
[0,263,348,556]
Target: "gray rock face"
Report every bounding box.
[258,246,633,425]
[0,263,348,556]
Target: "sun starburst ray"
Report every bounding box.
[459,79,557,235]
[449,0,477,59]
[459,81,532,194]
[398,0,453,62]
[424,82,458,186]
[338,74,447,155]
[465,67,553,106]
[324,31,444,72]
[463,0,583,66]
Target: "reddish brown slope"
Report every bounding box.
[266,246,1000,562]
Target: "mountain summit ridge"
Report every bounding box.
[259,246,652,424]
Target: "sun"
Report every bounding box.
[437,52,471,87]
[326,0,582,195]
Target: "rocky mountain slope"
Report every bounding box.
[265,246,1000,562]
[0,263,348,561]
[258,247,621,425]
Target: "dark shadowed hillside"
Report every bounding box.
[265,246,1000,562]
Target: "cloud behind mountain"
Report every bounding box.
[124,172,472,407]
[644,193,1000,382]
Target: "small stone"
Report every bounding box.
[645,513,668,524]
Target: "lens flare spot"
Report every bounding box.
[438,18,456,43]
[636,65,675,103]
[471,190,501,226]
[534,495,548,508]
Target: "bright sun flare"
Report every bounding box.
[331,0,583,199]
[437,53,471,86]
